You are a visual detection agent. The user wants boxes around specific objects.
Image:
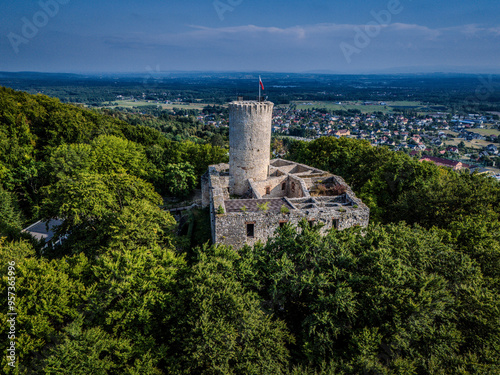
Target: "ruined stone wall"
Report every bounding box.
[214,205,369,249]
[287,174,308,198]
[204,159,370,250]
[229,101,274,195]
[201,172,210,208]
[251,176,289,198]
[201,164,230,208]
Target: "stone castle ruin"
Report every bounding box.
[202,100,369,248]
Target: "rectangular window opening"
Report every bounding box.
[266,186,271,195]
[281,182,286,190]
[246,223,255,237]
[333,219,339,230]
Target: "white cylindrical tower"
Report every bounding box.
[229,100,274,195]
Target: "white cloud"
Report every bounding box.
[189,24,306,37]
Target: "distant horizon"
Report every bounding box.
[2,68,500,76]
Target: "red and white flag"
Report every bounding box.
[259,76,264,91]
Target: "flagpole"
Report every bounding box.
[258,76,261,102]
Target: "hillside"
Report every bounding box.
[0,87,499,374]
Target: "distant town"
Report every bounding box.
[104,93,500,181]
[192,100,500,180]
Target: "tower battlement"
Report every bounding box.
[228,100,274,108]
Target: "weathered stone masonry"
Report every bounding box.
[229,101,274,195]
[202,100,369,249]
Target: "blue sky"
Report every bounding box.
[1,0,499,73]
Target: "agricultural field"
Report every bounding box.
[101,99,211,111]
[442,138,492,150]
[468,127,500,137]
[292,100,430,114]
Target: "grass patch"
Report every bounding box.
[292,100,425,114]
[101,99,214,111]
[443,138,492,150]
[468,128,500,137]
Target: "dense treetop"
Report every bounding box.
[0,86,227,221]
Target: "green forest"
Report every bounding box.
[1,86,499,374]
